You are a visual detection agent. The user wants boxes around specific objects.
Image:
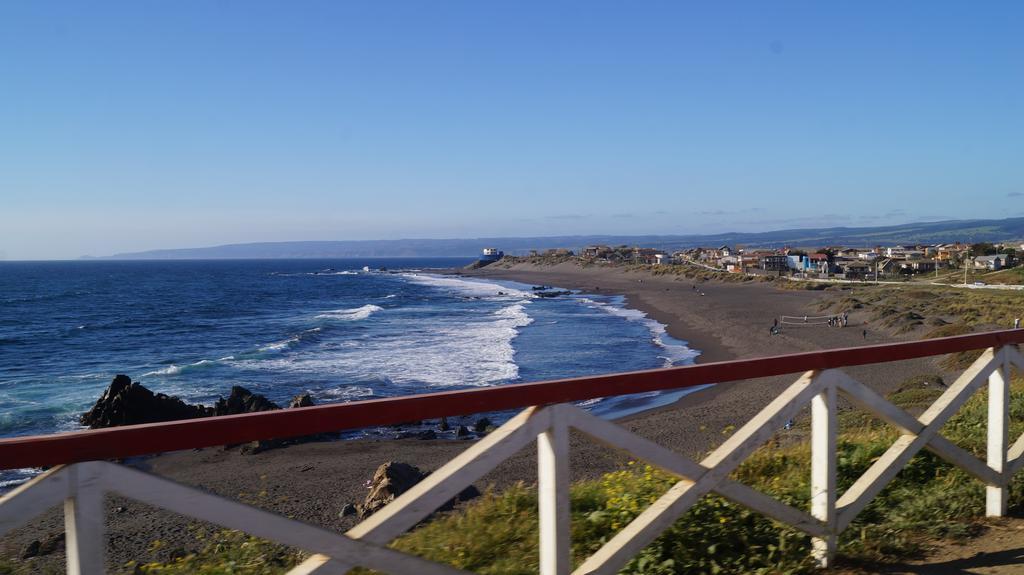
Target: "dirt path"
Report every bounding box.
[845,517,1024,574]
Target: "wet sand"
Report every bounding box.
[1,262,948,571]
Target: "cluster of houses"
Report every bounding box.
[573,242,1023,280]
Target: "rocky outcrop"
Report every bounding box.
[80,378,334,453]
[78,374,288,427]
[82,377,289,432]
[80,375,212,429]
[355,462,479,519]
[288,392,315,409]
[21,533,64,559]
[213,386,280,415]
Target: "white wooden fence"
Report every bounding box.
[2,344,1022,574]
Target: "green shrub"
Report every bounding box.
[127,530,303,574]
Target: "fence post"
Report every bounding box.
[538,408,571,575]
[987,347,1010,516]
[811,375,837,567]
[64,462,105,575]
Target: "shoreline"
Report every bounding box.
[2,262,949,569]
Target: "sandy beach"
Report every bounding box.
[1,262,951,570]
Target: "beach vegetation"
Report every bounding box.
[819,285,1024,333]
[123,529,303,574]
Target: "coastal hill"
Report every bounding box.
[93,217,1024,259]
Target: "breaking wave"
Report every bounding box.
[315,304,383,321]
[142,359,219,378]
[577,297,699,367]
[233,299,534,389]
[401,274,533,299]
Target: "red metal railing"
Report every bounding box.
[2,329,1022,470]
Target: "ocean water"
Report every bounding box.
[0,259,701,488]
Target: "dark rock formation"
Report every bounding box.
[288,392,315,409]
[81,377,332,453]
[473,417,493,433]
[355,462,479,519]
[81,377,285,430]
[456,425,471,438]
[213,386,280,415]
[80,375,211,429]
[534,290,572,298]
[357,462,426,519]
[21,533,64,559]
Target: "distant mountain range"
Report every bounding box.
[96,217,1024,259]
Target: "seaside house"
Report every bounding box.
[632,247,661,264]
[581,245,613,259]
[837,260,871,279]
[901,259,938,274]
[481,248,504,263]
[671,249,696,264]
[786,254,813,273]
[974,254,1011,271]
[876,258,899,277]
[740,252,763,270]
[936,243,968,262]
[808,253,831,275]
[719,254,740,272]
[761,254,789,273]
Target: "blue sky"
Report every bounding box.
[1,1,1022,259]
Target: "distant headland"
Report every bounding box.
[89,217,1024,260]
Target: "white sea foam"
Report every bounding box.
[402,273,533,299]
[142,358,220,377]
[233,300,535,389]
[258,335,302,353]
[316,385,375,401]
[315,304,383,321]
[0,468,42,490]
[143,364,182,376]
[579,297,699,367]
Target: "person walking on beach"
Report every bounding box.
[862,329,867,340]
